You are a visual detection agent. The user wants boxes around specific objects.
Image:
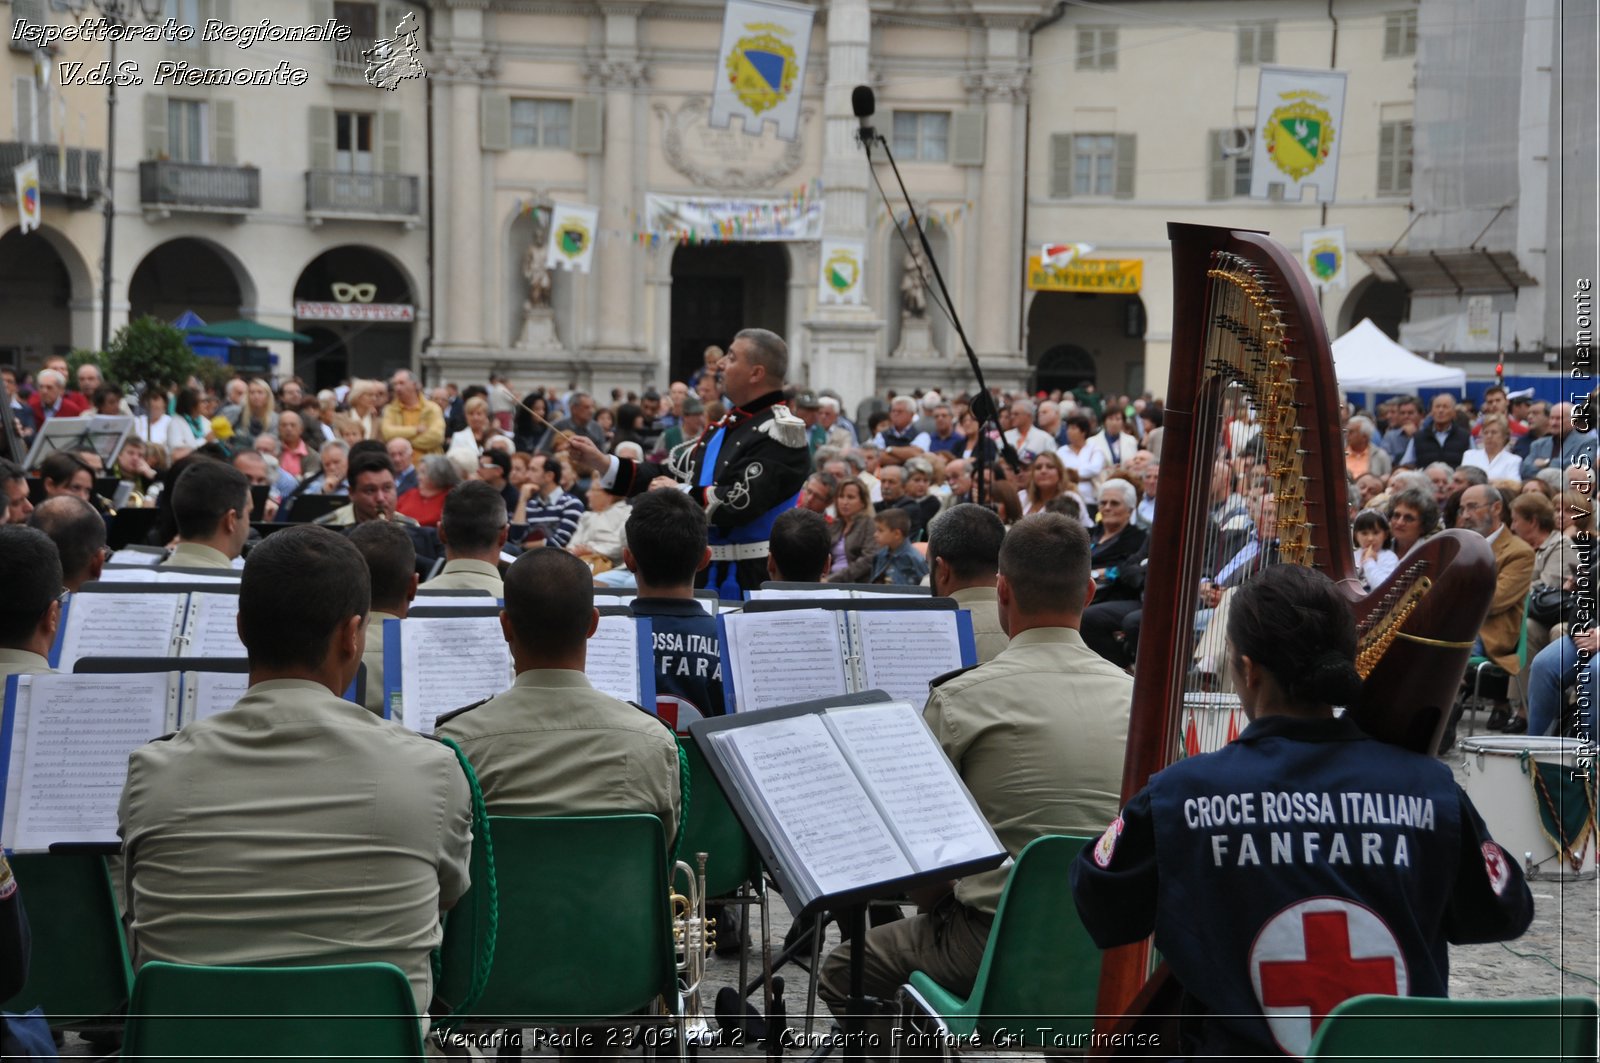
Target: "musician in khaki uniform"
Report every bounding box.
[0,526,61,684]
[926,504,1009,663]
[159,460,251,571]
[436,548,680,843]
[118,526,472,1019]
[423,481,507,597]
[819,514,1131,1049]
[349,521,419,716]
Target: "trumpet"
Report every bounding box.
[672,851,717,1046]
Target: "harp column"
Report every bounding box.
[966,21,1030,370]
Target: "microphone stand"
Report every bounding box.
[859,130,1006,509]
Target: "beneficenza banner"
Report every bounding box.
[1027,255,1143,293]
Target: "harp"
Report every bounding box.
[1090,223,1495,1050]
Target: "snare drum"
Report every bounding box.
[1181,692,1247,757]
[1459,735,1597,880]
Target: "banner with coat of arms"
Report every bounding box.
[13,159,41,234]
[1251,67,1347,203]
[710,0,814,141]
[545,202,599,273]
[817,239,865,306]
[1300,226,1347,290]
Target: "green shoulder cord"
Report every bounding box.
[431,736,498,1030]
[671,741,692,866]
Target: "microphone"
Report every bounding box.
[851,84,876,148]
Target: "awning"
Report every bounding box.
[187,319,313,344]
[1356,248,1537,295]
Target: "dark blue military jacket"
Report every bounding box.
[1071,714,1534,1059]
[629,596,723,735]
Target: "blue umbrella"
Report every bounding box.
[173,310,238,362]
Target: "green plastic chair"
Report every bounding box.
[436,814,683,1050]
[121,960,424,1060]
[896,835,1101,1057]
[1306,993,1598,1061]
[0,853,132,1030]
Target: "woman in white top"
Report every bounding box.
[445,396,507,478]
[569,479,632,565]
[137,389,171,445]
[164,387,211,460]
[1057,412,1105,509]
[1461,416,1522,482]
[347,379,383,440]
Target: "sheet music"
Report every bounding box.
[56,592,185,671]
[826,702,1001,872]
[716,714,912,898]
[107,550,164,568]
[397,617,512,734]
[188,671,250,722]
[723,610,850,711]
[854,611,965,706]
[748,588,852,601]
[2,676,34,847]
[586,614,640,701]
[94,568,159,583]
[412,595,499,609]
[181,593,246,659]
[11,673,171,850]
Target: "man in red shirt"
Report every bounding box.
[28,369,90,423]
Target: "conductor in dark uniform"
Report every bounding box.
[1071,565,1534,1059]
[567,329,810,598]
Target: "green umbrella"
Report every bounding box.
[186,319,313,344]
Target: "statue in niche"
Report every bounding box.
[522,208,552,311]
[900,246,929,319]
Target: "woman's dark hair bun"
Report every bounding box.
[1226,565,1362,708]
[1309,650,1364,706]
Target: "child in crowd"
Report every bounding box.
[1352,507,1399,590]
[868,508,928,586]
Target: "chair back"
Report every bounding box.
[1307,993,1598,1061]
[438,814,675,1025]
[122,961,424,1059]
[1,854,131,1027]
[678,739,760,897]
[968,835,1101,1045]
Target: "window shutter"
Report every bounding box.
[1100,28,1118,69]
[1076,28,1095,69]
[308,106,334,170]
[143,94,168,159]
[1206,129,1229,200]
[1238,28,1254,66]
[1383,14,1400,57]
[571,96,604,154]
[1050,134,1073,198]
[13,77,32,141]
[1378,122,1396,193]
[212,99,235,165]
[10,0,45,52]
[1397,121,1413,191]
[1114,134,1136,199]
[949,109,985,166]
[1259,24,1277,64]
[380,109,402,172]
[480,93,510,151]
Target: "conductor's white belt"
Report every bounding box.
[709,541,770,562]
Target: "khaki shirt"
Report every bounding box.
[315,506,421,529]
[159,542,237,571]
[0,648,53,687]
[949,586,1008,664]
[118,678,472,1016]
[436,669,681,843]
[425,559,504,597]
[923,626,1131,912]
[363,610,399,717]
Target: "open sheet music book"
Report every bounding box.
[383,613,656,732]
[750,583,935,601]
[692,694,1005,915]
[51,588,246,672]
[717,607,975,713]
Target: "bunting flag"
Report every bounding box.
[1251,66,1347,203]
[817,238,865,306]
[544,202,599,273]
[1226,709,1242,744]
[1184,716,1201,759]
[1300,226,1348,290]
[709,0,814,141]
[14,159,41,234]
[1041,242,1094,269]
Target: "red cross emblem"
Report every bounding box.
[1249,897,1408,1057]
[1482,842,1512,896]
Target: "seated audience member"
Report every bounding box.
[1526,626,1597,738]
[569,480,631,567]
[426,480,508,597]
[27,496,106,591]
[117,526,472,1019]
[902,458,943,531]
[161,460,251,570]
[1446,484,1535,743]
[2,458,33,525]
[1511,492,1570,658]
[1352,508,1400,591]
[395,455,459,529]
[28,367,88,421]
[388,437,419,495]
[819,513,1131,1044]
[1090,479,1147,572]
[827,478,878,584]
[0,526,63,682]
[926,504,1008,663]
[868,508,928,586]
[624,489,721,734]
[474,449,520,517]
[1385,486,1439,557]
[514,453,585,547]
[316,451,419,527]
[877,465,928,540]
[348,521,418,716]
[436,549,681,839]
[38,451,93,502]
[1071,564,1533,1060]
[304,441,349,495]
[766,508,832,584]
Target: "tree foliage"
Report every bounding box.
[102,316,199,396]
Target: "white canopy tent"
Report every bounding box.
[1331,318,1466,400]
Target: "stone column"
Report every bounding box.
[589,6,647,358]
[438,52,496,361]
[968,63,1028,362]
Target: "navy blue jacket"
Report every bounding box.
[1071,714,1533,1059]
[629,597,724,734]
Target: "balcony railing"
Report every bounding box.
[331,37,374,82]
[305,170,420,219]
[0,142,102,203]
[139,160,259,212]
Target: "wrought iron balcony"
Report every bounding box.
[0,142,102,205]
[139,160,260,214]
[331,37,374,82]
[305,171,421,224]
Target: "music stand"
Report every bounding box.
[283,493,347,524]
[23,414,133,471]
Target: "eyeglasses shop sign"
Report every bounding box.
[295,302,416,322]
